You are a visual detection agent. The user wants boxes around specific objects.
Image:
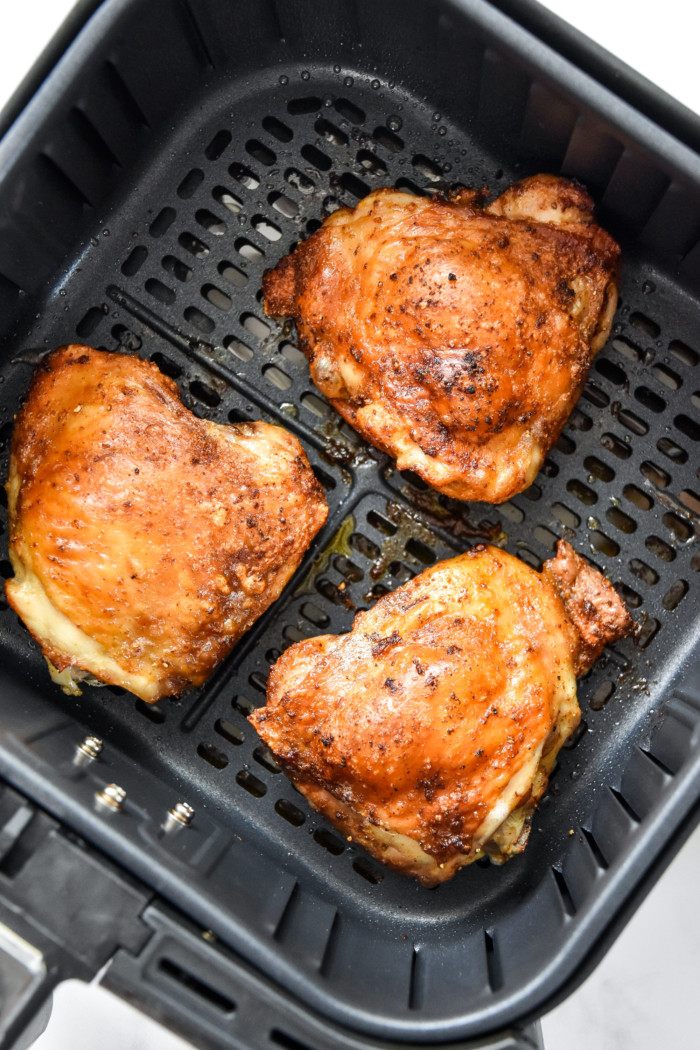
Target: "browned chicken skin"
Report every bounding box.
[5,346,327,701]
[250,541,632,885]
[263,175,620,502]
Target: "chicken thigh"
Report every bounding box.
[5,346,327,702]
[263,175,620,502]
[250,541,631,885]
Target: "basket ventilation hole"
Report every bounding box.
[150,352,181,378]
[223,336,253,361]
[313,828,346,856]
[149,207,176,237]
[629,558,659,586]
[584,455,614,482]
[177,168,204,198]
[202,284,231,312]
[262,115,293,142]
[357,149,388,176]
[241,313,270,341]
[373,125,404,152]
[412,154,444,182]
[582,382,609,408]
[270,1029,313,1050]
[669,340,698,367]
[248,671,267,694]
[184,306,215,335]
[213,187,243,213]
[640,460,670,489]
[218,261,248,288]
[205,130,232,160]
[614,581,642,608]
[367,510,397,536]
[646,535,676,562]
[162,255,192,283]
[589,681,615,710]
[245,139,276,166]
[595,357,627,385]
[229,162,260,190]
[287,96,322,116]
[605,507,636,534]
[568,480,597,506]
[300,143,332,172]
[636,617,661,649]
[196,209,225,236]
[275,798,306,827]
[145,278,175,306]
[652,363,682,390]
[215,719,244,746]
[76,306,106,338]
[252,215,282,241]
[134,699,165,723]
[232,694,255,716]
[285,167,315,194]
[552,502,580,529]
[269,192,299,219]
[197,742,228,770]
[235,238,264,262]
[600,433,631,459]
[589,530,619,557]
[657,437,687,464]
[629,311,660,338]
[337,172,370,199]
[680,489,700,514]
[623,484,652,511]
[484,930,503,990]
[159,958,235,1013]
[121,245,148,276]
[333,98,365,124]
[315,118,348,146]
[675,414,700,442]
[263,364,292,390]
[236,770,267,797]
[352,858,384,884]
[662,580,688,611]
[179,231,209,258]
[551,868,576,917]
[499,502,524,524]
[612,336,642,363]
[300,392,329,419]
[351,532,380,560]
[254,746,281,774]
[301,601,329,628]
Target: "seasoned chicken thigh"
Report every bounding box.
[250,541,631,885]
[5,346,327,702]
[264,175,620,502]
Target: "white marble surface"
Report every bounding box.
[1,3,698,1049]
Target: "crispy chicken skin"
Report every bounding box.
[5,346,327,702]
[250,541,632,885]
[263,175,620,502]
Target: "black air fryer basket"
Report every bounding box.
[0,2,699,1049]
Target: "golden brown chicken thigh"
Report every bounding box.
[263,175,620,502]
[250,541,631,885]
[5,346,327,702]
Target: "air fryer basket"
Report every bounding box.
[0,0,698,1045]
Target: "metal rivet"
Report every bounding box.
[74,735,103,765]
[164,801,195,831]
[95,783,126,811]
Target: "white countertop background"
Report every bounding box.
[0,3,698,1048]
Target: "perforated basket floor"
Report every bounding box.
[0,0,698,1043]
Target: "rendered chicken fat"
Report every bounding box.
[263,175,621,503]
[5,346,328,701]
[250,542,632,885]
